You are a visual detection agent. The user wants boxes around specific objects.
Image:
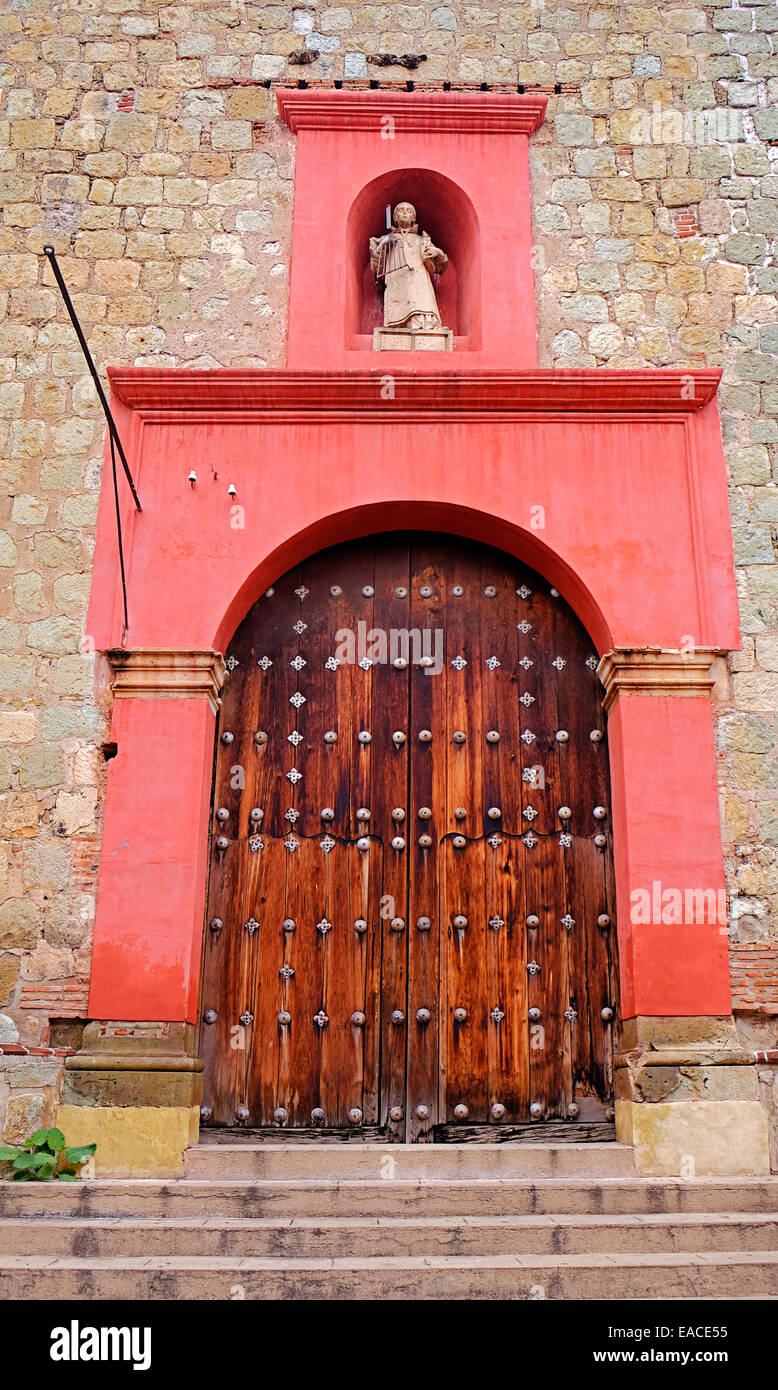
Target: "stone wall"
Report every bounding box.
[0,0,777,1147]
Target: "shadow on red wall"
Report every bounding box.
[345,168,481,349]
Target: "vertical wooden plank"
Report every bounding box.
[485,835,529,1121]
[241,837,282,1125]
[546,590,609,1118]
[439,542,486,1127]
[350,839,383,1125]
[527,833,570,1119]
[319,842,365,1125]
[371,540,411,1137]
[272,838,328,1125]
[289,552,342,841]
[601,791,619,1107]
[440,839,489,1122]
[479,551,528,1122]
[444,540,483,841]
[247,580,303,836]
[514,571,558,839]
[406,543,447,1139]
[199,840,256,1125]
[562,835,613,1112]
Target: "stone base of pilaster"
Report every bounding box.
[57,1021,203,1177]
[614,1015,771,1176]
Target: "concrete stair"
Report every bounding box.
[1,1142,777,1299]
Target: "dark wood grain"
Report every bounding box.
[201,533,617,1137]
[406,544,446,1139]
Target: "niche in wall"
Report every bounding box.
[345,168,481,351]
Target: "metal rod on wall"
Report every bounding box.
[42,245,142,512]
[43,244,140,639]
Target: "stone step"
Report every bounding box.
[182,1141,638,1181]
[2,1251,777,1301]
[1,1212,776,1259]
[3,1176,778,1221]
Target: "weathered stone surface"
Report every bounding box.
[0,1013,20,1045]
[21,842,71,893]
[2,793,39,839]
[618,1099,771,1177]
[0,955,20,1007]
[0,711,36,744]
[0,899,41,951]
[56,1104,199,1178]
[4,1093,45,1144]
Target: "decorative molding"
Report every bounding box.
[598,647,722,712]
[107,368,722,417]
[276,89,548,136]
[107,649,226,713]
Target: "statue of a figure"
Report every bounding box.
[370,201,448,331]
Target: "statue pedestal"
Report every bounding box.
[373,327,454,352]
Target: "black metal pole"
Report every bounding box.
[42,245,142,512]
[109,431,130,638]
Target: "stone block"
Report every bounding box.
[726,233,768,266]
[554,114,594,146]
[0,711,36,743]
[11,119,56,150]
[0,954,20,1007]
[616,1099,770,1177]
[2,793,39,838]
[21,842,71,893]
[56,1104,200,1178]
[0,898,41,950]
[4,1093,45,1145]
[660,178,707,207]
[637,234,680,265]
[373,327,453,352]
[720,713,771,753]
[114,176,164,206]
[19,743,66,790]
[26,617,80,657]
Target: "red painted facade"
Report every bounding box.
[278,90,546,368]
[85,93,741,1036]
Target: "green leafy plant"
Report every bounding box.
[0,1127,96,1182]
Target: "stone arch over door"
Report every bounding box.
[199,531,619,1141]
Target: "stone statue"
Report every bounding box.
[370,202,448,335]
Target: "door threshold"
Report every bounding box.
[197,1127,393,1145]
[197,1121,617,1145]
[434,1121,617,1144]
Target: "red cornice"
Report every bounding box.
[107,369,721,416]
[276,88,548,135]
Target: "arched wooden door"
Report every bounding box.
[200,534,618,1141]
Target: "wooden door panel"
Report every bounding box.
[201,533,618,1137]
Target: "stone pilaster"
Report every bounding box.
[107,648,226,714]
[57,1022,203,1178]
[614,1016,771,1176]
[598,647,721,713]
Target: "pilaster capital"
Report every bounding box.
[107,648,226,714]
[598,647,723,713]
